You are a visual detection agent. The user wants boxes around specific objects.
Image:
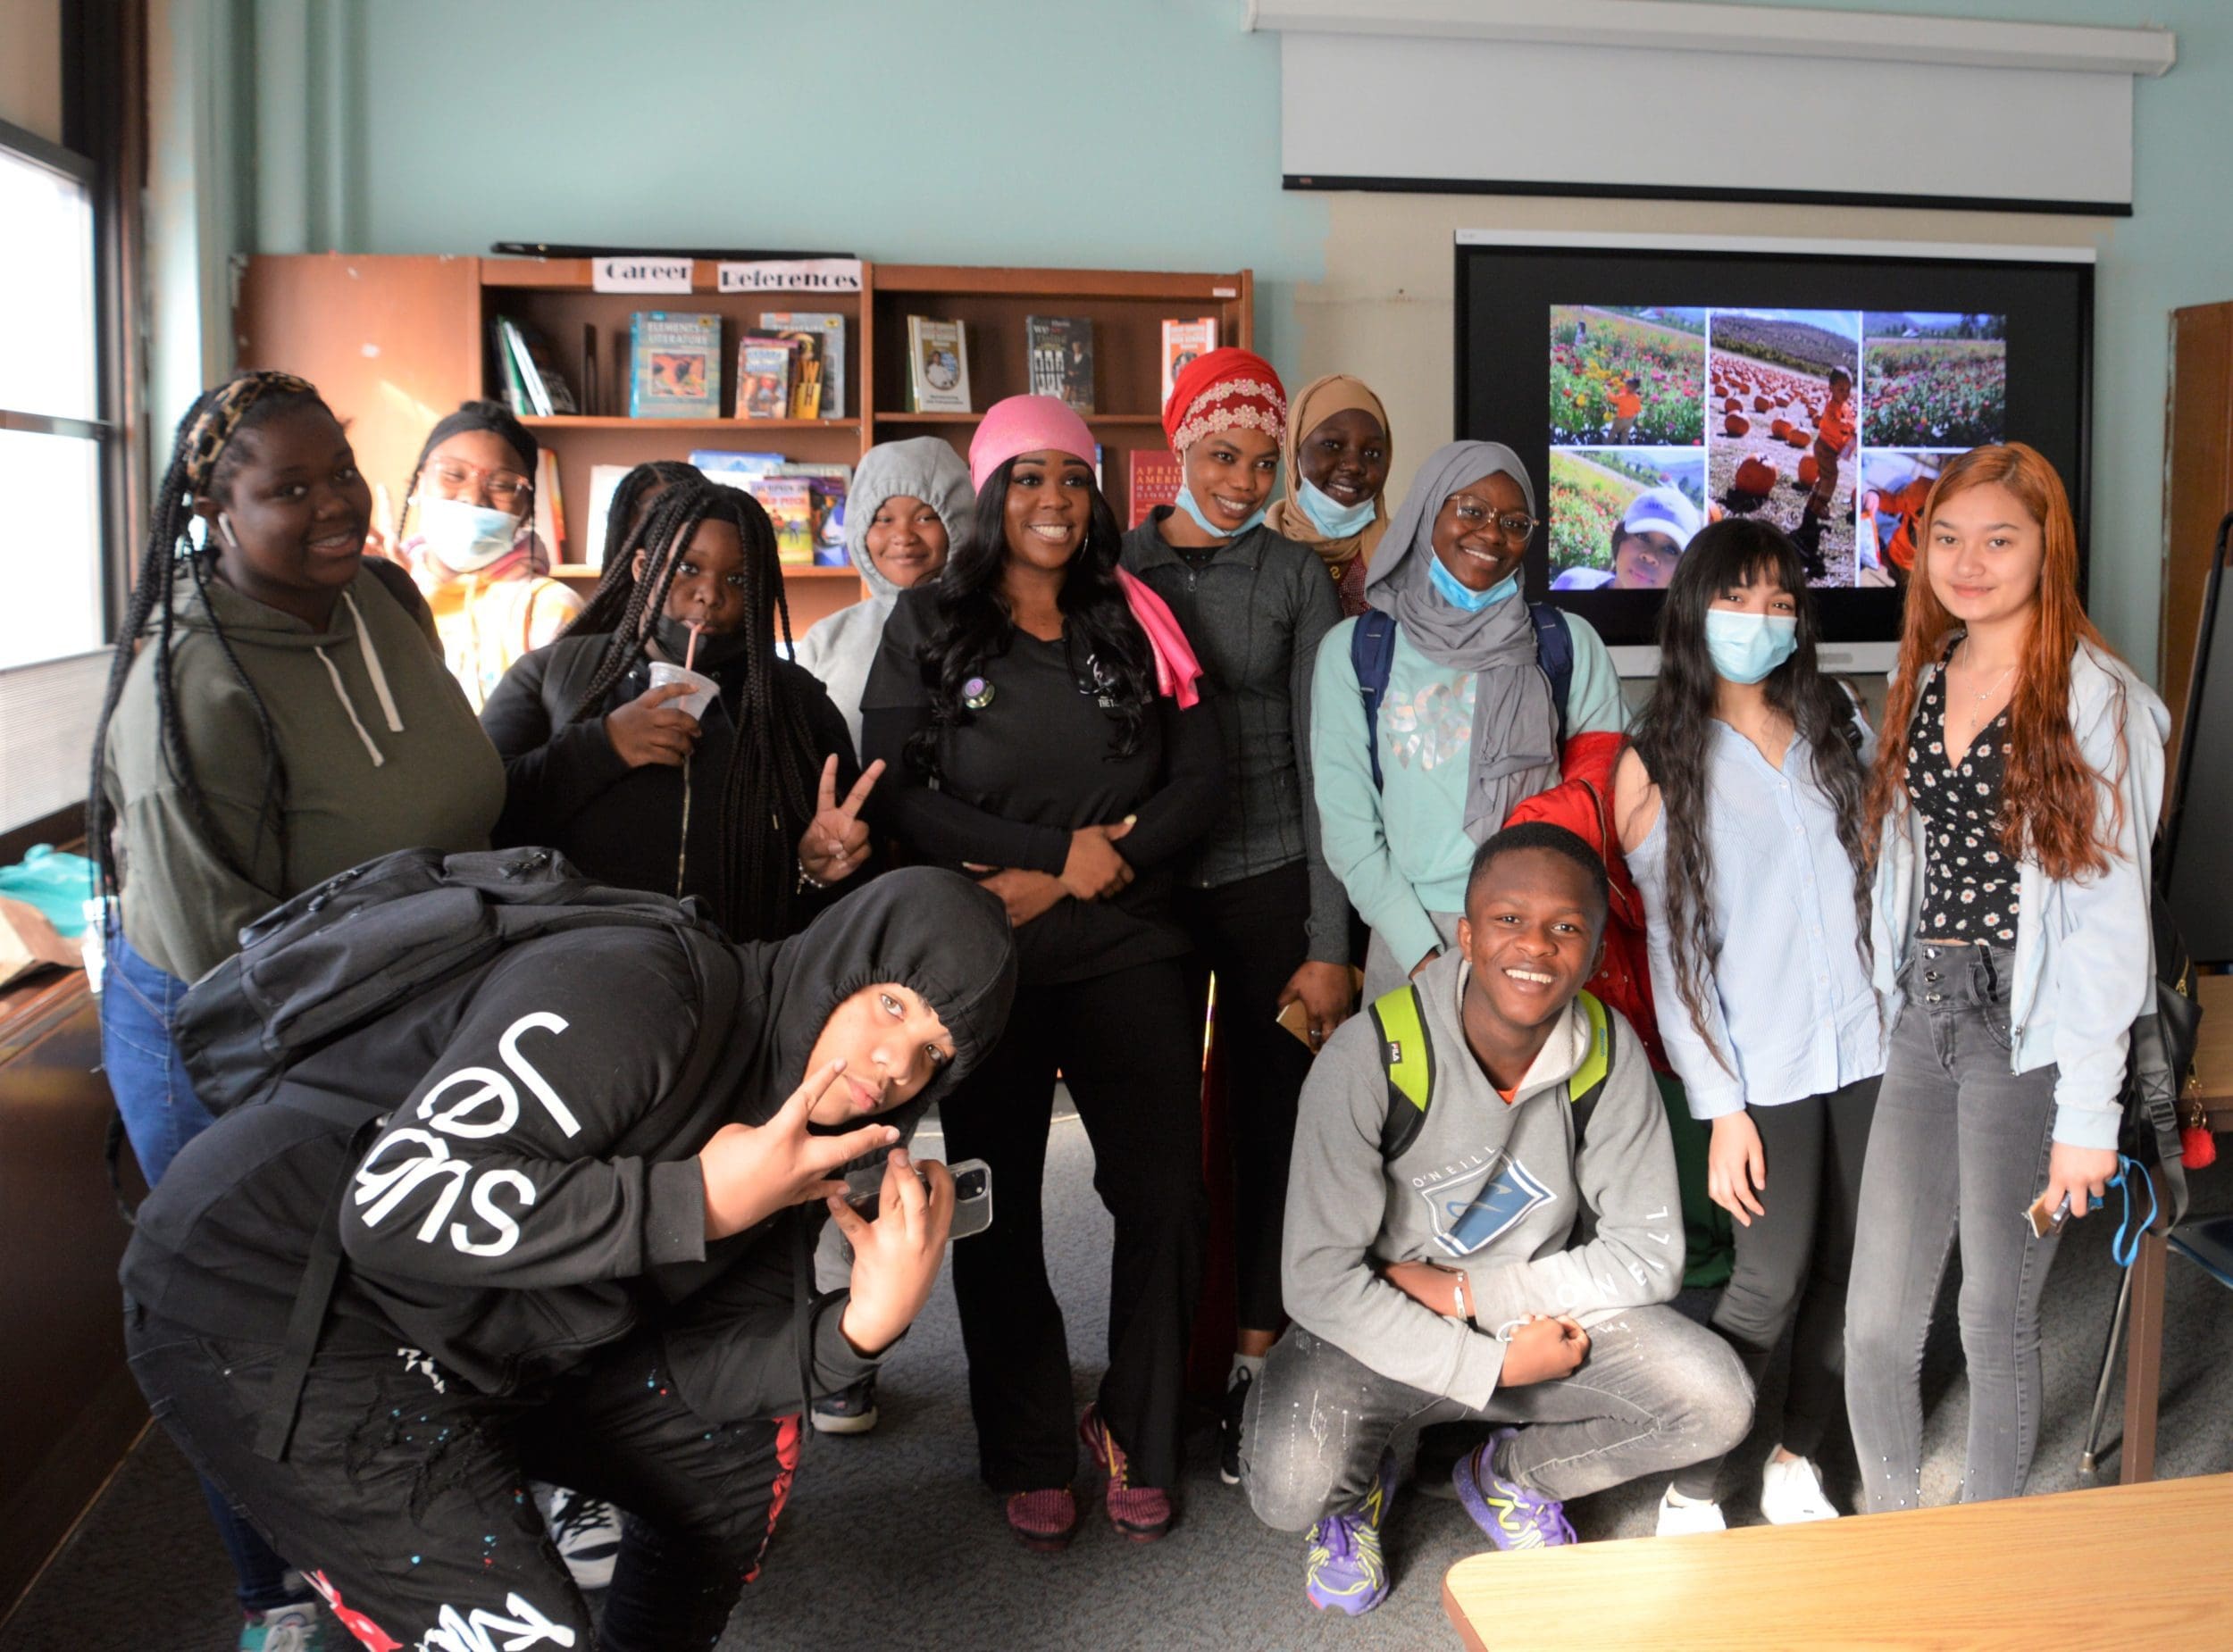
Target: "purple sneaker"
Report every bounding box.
[1452,1428,1576,1551]
[1305,1450,1398,1614]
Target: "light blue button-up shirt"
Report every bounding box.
[1629,721,1885,1119]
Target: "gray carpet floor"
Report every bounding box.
[7,1103,2230,1651]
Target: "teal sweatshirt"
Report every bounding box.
[1309,613,1627,972]
[1282,955,1682,1409]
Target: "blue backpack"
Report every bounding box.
[1350,605,1575,789]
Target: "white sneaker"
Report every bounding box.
[1759,1452,1840,1524]
[541,1486,623,1589]
[1654,1487,1727,1536]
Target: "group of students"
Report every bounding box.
[88,344,2165,1648]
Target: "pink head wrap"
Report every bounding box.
[967,394,1097,492]
[967,395,1202,708]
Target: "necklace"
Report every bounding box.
[1956,637,2018,708]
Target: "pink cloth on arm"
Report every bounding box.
[1116,568,1202,708]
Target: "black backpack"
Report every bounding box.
[177,845,738,1122]
[2121,880,2204,1226]
[167,846,743,1460]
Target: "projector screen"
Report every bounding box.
[1457,235,2095,656]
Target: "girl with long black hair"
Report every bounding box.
[1612,518,1881,1533]
[861,396,1224,1552]
[93,370,504,1648]
[481,476,872,942]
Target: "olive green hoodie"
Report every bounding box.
[102,563,506,981]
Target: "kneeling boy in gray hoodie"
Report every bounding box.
[1243,822,1752,1614]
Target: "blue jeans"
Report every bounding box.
[101,919,301,1615]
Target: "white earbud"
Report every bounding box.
[215,511,239,549]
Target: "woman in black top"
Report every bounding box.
[481,477,874,941]
[862,396,1223,1552]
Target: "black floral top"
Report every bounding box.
[1904,643,2019,944]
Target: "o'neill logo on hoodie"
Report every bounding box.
[1412,1147,1556,1259]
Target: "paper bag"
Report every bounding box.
[0,893,85,989]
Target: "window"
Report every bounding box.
[0,129,106,672]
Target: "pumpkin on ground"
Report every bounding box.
[1725,413,1752,436]
[1734,455,1778,496]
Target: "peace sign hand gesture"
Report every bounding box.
[798,755,883,886]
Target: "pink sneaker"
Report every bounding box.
[1079,1406,1174,1541]
[1004,1487,1079,1554]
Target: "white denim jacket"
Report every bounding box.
[1870,639,2169,1150]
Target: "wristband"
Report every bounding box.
[797,865,829,893]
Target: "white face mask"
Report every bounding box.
[414,495,521,572]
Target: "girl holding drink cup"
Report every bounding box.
[482,477,877,941]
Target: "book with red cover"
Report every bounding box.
[1127,448,1182,530]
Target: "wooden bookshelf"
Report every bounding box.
[235,254,1253,635]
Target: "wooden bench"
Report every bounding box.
[1444,1471,2233,1650]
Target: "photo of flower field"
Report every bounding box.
[1706,310,1860,587]
[1861,313,2007,448]
[1549,447,1706,585]
[1550,306,1706,446]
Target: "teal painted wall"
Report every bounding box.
[249,0,1328,372]
[217,0,2233,678]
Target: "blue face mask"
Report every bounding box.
[1297,478,1376,539]
[1172,482,1265,541]
[1703,610,1800,684]
[1427,554,1518,613]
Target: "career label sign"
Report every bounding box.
[717,258,865,294]
[591,256,694,293]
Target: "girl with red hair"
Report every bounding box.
[1844,442,2168,1510]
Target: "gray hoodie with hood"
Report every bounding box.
[102,563,506,981]
[791,438,974,748]
[1282,950,1684,1411]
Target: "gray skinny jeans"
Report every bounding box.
[1242,1314,1752,1530]
[1844,941,2063,1512]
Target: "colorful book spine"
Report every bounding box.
[1159,316,1219,408]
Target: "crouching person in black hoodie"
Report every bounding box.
[118,867,1016,1652]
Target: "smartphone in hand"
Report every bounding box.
[843,1156,994,1240]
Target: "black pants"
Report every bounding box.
[1177,863,1316,1333]
[128,1312,796,1651]
[1671,1075,1879,1499]
[941,958,1208,1491]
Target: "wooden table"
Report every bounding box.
[1443,1471,2233,1650]
[2119,970,2233,1481]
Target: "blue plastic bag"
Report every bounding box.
[0,846,98,937]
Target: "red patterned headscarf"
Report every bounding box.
[1162,347,1287,455]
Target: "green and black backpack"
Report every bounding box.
[1368,984,1613,1160]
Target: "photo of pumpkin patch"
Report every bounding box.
[1705,309,1862,587]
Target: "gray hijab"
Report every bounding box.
[1364,439,1560,841]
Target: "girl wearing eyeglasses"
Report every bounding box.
[1311,440,1627,1000]
[394,400,583,707]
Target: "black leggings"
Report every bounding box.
[128,1312,794,1651]
[1178,863,1316,1334]
[1672,1076,1878,1499]
[941,958,1208,1491]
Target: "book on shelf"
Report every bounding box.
[1026,315,1095,413]
[492,318,578,417]
[744,476,817,566]
[759,327,824,419]
[491,321,535,417]
[758,312,846,417]
[1127,447,1182,530]
[905,316,971,413]
[737,339,793,420]
[629,312,723,418]
[1158,317,1218,407]
[771,462,851,566]
[531,448,566,563]
[582,463,635,569]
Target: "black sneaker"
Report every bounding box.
[811,1372,880,1435]
[1219,1366,1253,1487]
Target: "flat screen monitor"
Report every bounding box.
[1455,232,2095,669]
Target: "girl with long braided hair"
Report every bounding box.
[91,370,503,1649]
[1610,518,1879,1534]
[481,472,873,942]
